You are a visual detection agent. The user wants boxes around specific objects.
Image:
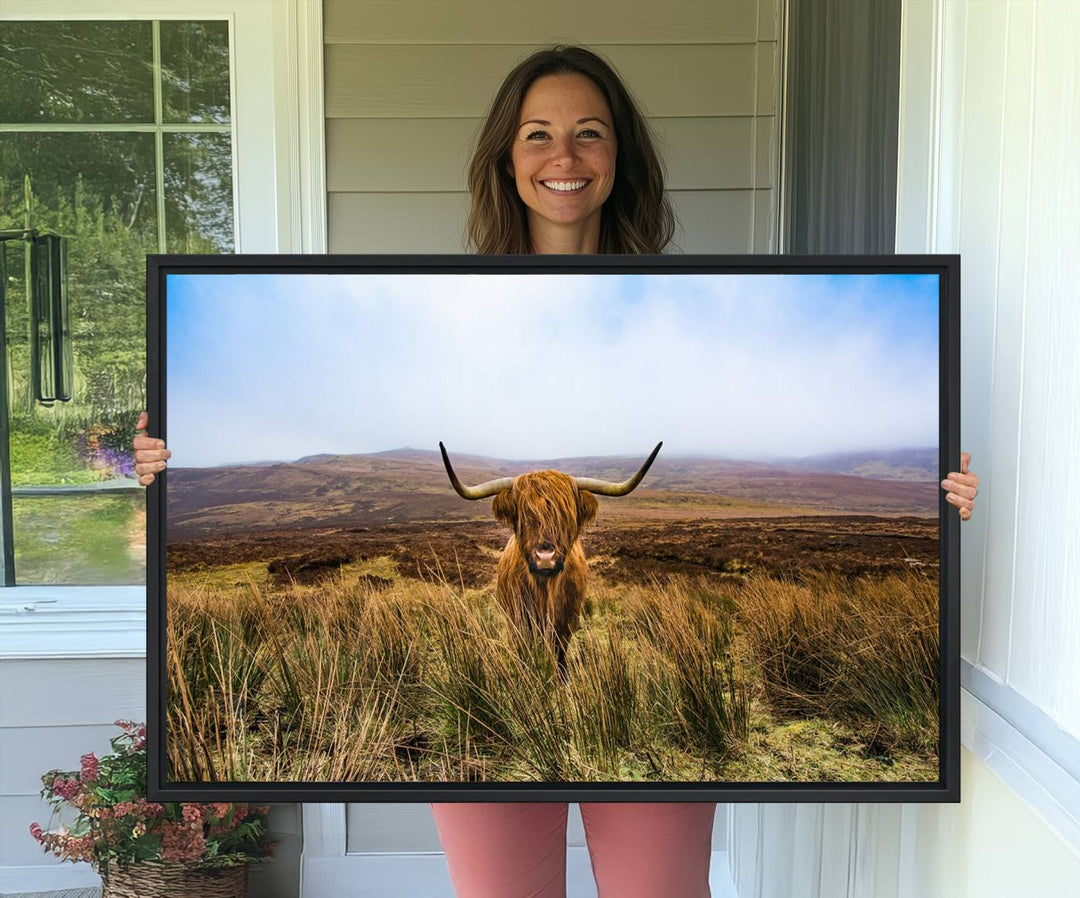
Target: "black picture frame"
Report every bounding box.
[147,253,960,803]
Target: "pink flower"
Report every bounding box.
[112,800,135,818]
[29,718,272,870]
[60,833,96,863]
[80,753,100,782]
[138,799,166,818]
[52,777,80,801]
[160,821,206,863]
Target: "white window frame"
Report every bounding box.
[0,0,326,660]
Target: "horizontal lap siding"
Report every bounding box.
[328,189,759,254]
[325,45,760,118]
[0,659,145,868]
[0,660,145,728]
[324,0,762,45]
[0,724,129,795]
[327,117,766,191]
[325,3,780,256]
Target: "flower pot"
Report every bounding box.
[101,861,247,898]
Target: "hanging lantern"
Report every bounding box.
[29,233,73,405]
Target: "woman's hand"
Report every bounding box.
[941,452,979,521]
[133,411,171,486]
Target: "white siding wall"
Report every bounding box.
[324,0,782,254]
[728,1,1080,895]
[0,660,144,880]
[941,0,1080,736]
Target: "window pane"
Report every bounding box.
[0,21,154,124]
[1,132,157,453]
[12,493,145,585]
[1,19,234,586]
[2,132,154,585]
[164,133,235,253]
[160,21,232,124]
[0,133,159,238]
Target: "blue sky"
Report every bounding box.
[166,272,939,467]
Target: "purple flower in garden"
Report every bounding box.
[95,446,136,479]
[75,432,137,480]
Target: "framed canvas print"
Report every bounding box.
[147,254,960,802]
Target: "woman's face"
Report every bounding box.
[508,73,617,240]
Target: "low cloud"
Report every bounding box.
[167,272,938,467]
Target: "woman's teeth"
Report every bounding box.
[542,179,589,192]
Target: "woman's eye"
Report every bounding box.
[521,128,603,141]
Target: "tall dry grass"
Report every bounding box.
[166,564,751,783]
[737,569,939,752]
[166,557,938,782]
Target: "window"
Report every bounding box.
[0,0,319,657]
[0,18,234,585]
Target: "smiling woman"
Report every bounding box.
[465,45,674,255]
[508,73,617,252]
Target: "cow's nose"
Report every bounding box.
[535,547,556,562]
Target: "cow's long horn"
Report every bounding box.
[574,441,663,496]
[439,442,515,500]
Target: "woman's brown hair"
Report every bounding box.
[466,45,676,254]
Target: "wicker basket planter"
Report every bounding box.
[101,861,247,898]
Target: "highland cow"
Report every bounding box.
[439,442,662,677]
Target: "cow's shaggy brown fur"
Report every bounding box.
[490,471,598,677]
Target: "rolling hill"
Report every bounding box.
[166,447,938,539]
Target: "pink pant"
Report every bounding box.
[430,802,716,898]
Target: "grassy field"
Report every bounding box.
[165,553,939,784]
